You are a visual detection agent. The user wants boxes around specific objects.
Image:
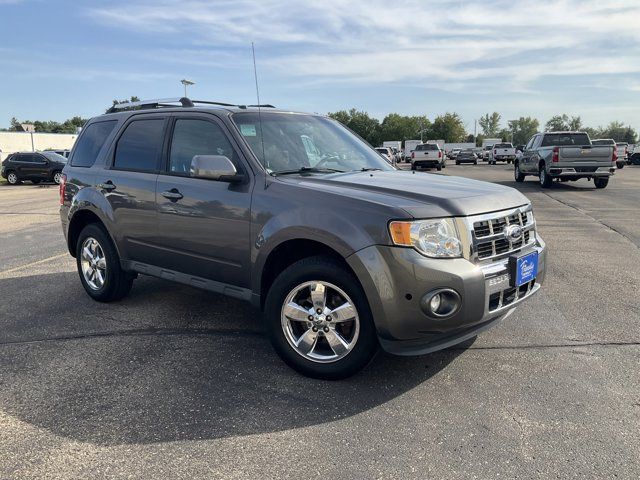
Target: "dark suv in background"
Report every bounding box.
[60,97,546,379]
[1,151,67,185]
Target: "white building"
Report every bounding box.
[0,131,78,161]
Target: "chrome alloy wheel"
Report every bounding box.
[7,172,18,184]
[80,237,107,290]
[281,281,360,363]
[53,172,63,184]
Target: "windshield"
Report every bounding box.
[41,151,67,163]
[232,112,394,174]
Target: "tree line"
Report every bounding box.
[329,109,638,147]
[0,97,140,134]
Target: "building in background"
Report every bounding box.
[0,132,78,161]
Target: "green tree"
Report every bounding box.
[544,114,581,132]
[379,114,430,143]
[478,112,501,137]
[427,113,467,143]
[600,121,637,143]
[508,117,540,145]
[328,108,381,146]
[497,128,511,142]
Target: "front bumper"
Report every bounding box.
[346,237,547,356]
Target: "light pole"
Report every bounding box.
[180,79,195,97]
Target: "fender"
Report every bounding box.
[66,186,122,258]
[251,204,382,295]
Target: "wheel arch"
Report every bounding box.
[67,209,120,259]
[258,238,358,310]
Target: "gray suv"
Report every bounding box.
[60,98,547,379]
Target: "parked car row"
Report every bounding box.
[1,151,67,184]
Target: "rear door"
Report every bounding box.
[521,135,540,172]
[154,113,253,288]
[99,114,168,264]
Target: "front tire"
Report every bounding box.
[76,223,134,302]
[514,162,526,182]
[6,171,20,185]
[594,177,609,189]
[264,256,378,380]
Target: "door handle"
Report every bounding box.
[98,181,116,191]
[161,189,183,200]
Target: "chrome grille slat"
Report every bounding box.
[467,206,537,264]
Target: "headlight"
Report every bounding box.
[389,218,462,258]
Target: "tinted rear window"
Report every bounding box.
[494,143,512,148]
[71,120,117,167]
[592,139,615,146]
[541,133,590,147]
[416,144,438,151]
[114,119,165,172]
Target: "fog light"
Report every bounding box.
[430,294,441,312]
[421,288,461,319]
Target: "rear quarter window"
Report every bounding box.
[71,120,118,167]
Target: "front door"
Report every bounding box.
[154,115,253,288]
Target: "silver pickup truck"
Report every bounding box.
[515,131,615,189]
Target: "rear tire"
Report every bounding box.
[436,165,442,171]
[539,164,552,188]
[264,256,378,380]
[52,171,63,184]
[455,161,460,165]
[75,223,134,302]
[594,177,609,189]
[616,162,624,169]
[410,164,416,171]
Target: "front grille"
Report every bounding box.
[488,280,536,312]
[469,207,536,262]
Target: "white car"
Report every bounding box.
[489,143,516,164]
[375,147,396,165]
[411,143,444,171]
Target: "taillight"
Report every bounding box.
[438,151,442,158]
[493,149,497,155]
[612,148,618,164]
[59,173,67,205]
[552,146,559,163]
[411,151,415,159]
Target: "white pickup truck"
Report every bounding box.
[489,143,516,164]
[411,143,444,171]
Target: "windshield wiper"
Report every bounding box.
[357,168,382,172]
[271,167,345,176]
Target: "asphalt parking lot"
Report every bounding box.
[1,165,639,479]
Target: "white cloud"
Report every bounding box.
[87,0,640,93]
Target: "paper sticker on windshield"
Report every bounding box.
[240,124,257,137]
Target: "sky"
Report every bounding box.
[1,0,639,132]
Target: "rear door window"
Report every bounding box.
[71,120,117,167]
[114,118,165,172]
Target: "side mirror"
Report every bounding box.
[190,155,242,182]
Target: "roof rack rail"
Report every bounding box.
[107,97,276,113]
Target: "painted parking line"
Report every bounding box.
[0,253,69,276]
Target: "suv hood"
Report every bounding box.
[286,170,529,218]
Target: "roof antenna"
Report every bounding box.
[252,42,268,188]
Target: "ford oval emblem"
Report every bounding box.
[504,224,523,242]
